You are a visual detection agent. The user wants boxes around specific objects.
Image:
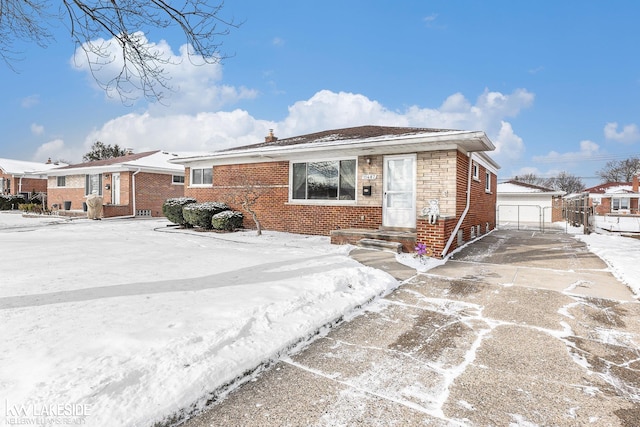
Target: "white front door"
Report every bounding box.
[112,173,120,204]
[383,154,416,228]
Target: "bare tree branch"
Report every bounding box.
[0,0,240,103]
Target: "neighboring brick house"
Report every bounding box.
[496,180,565,227]
[585,177,640,215]
[45,150,185,218]
[172,126,499,257]
[0,158,64,198]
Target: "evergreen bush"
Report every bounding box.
[211,210,244,231]
[0,195,26,210]
[183,202,230,229]
[162,197,197,226]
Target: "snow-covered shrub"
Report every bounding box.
[0,195,26,210]
[183,202,230,229]
[162,197,197,226]
[211,210,244,231]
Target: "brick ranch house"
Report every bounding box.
[44,150,185,218]
[173,126,499,257]
[585,177,640,215]
[0,157,64,198]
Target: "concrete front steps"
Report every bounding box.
[330,228,416,253]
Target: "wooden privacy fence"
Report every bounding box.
[563,192,591,233]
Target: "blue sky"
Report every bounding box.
[2,0,640,186]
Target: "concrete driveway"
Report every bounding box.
[181,229,639,427]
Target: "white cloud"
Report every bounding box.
[73,88,533,164]
[533,139,601,164]
[21,95,40,108]
[603,122,640,144]
[30,123,44,135]
[81,110,274,159]
[272,37,285,46]
[71,32,257,114]
[33,139,75,163]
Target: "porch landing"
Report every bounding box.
[330,228,417,253]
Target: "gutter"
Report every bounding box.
[132,168,141,216]
[441,153,474,258]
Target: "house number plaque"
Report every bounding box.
[361,174,378,180]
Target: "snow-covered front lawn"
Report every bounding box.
[2,213,638,427]
[0,213,398,427]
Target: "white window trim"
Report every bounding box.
[57,176,66,187]
[172,175,185,185]
[472,162,480,181]
[85,174,103,196]
[611,196,630,211]
[189,168,213,187]
[288,157,358,205]
[485,171,492,193]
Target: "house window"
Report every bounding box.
[291,160,356,201]
[612,197,630,211]
[472,163,479,180]
[172,175,185,184]
[57,176,66,187]
[85,174,102,196]
[485,171,491,192]
[191,168,212,186]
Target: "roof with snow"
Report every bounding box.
[44,151,184,176]
[0,158,65,176]
[497,180,564,195]
[173,125,499,170]
[220,125,457,151]
[584,182,635,195]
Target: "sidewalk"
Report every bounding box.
[181,230,639,427]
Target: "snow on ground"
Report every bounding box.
[1,213,638,427]
[0,212,398,427]
[575,232,640,297]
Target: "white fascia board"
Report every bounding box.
[473,151,501,173]
[175,130,495,166]
[43,165,182,176]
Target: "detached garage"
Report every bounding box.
[497,180,565,228]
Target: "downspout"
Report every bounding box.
[18,175,23,194]
[132,168,141,216]
[441,153,474,258]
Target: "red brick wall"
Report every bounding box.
[0,173,48,196]
[184,153,497,254]
[184,163,383,235]
[48,171,183,216]
[416,152,497,256]
[48,187,86,211]
[135,172,184,217]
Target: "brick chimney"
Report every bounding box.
[633,174,639,193]
[265,129,278,143]
[46,158,52,164]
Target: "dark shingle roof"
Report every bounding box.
[56,150,160,170]
[219,125,457,152]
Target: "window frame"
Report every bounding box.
[172,175,185,185]
[289,158,358,204]
[57,176,66,187]
[612,197,630,211]
[85,174,103,196]
[472,162,480,181]
[485,171,492,193]
[190,168,212,187]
